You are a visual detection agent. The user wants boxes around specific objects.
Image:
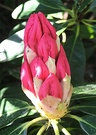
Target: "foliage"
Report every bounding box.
[0,0,96,134]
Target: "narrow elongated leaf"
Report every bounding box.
[72,84,96,100]
[12,0,62,19]
[64,35,86,85]
[0,30,24,62]
[80,115,96,135]
[0,98,35,128]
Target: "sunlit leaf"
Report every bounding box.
[72,84,96,100]
[54,22,68,36]
[12,0,62,19]
[0,98,36,128]
[9,22,26,36]
[0,30,24,62]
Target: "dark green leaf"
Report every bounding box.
[0,98,35,128]
[73,24,96,39]
[12,0,62,19]
[66,114,96,135]
[37,0,73,16]
[72,84,96,100]
[0,124,27,135]
[78,0,93,12]
[80,115,96,135]
[37,0,65,10]
[0,82,28,101]
[70,99,96,116]
[89,0,96,11]
[64,35,86,85]
[0,30,24,62]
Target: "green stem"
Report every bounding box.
[25,117,47,129]
[82,20,93,27]
[59,124,71,135]
[83,19,96,23]
[37,124,48,135]
[51,120,60,135]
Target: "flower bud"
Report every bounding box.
[21,12,73,120]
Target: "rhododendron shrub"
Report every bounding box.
[21,12,73,120]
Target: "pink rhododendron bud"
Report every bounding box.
[21,12,73,120]
[38,34,58,62]
[30,57,49,80]
[56,45,71,81]
[21,60,35,95]
[39,73,63,100]
[24,12,56,55]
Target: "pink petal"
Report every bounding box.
[30,57,49,80]
[56,45,71,81]
[24,13,42,53]
[38,34,58,62]
[20,60,35,95]
[38,12,56,40]
[39,73,63,100]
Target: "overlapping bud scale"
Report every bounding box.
[21,12,73,120]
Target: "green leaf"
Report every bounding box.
[0,82,28,101]
[80,115,96,135]
[72,84,96,100]
[54,22,68,36]
[0,124,27,135]
[64,35,86,85]
[70,99,96,116]
[37,0,65,10]
[89,0,96,11]
[12,0,62,19]
[78,0,93,12]
[73,24,96,39]
[0,30,24,62]
[0,57,22,82]
[37,0,73,16]
[66,114,96,135]
[0,98,35,128]
[9,22,26,36]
